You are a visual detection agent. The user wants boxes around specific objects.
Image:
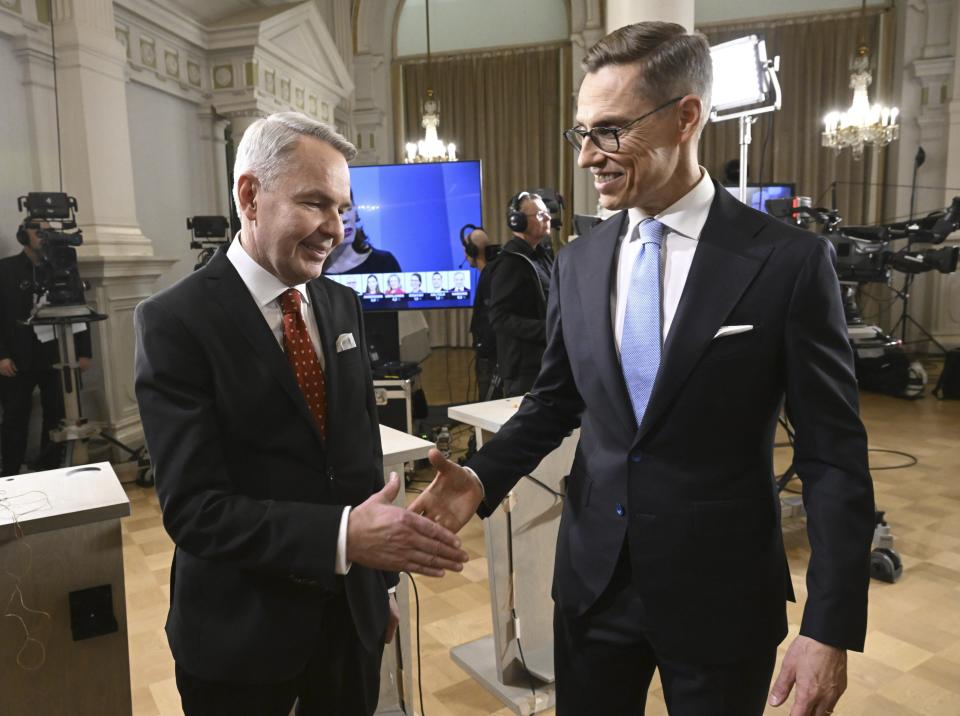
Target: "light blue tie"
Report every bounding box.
[621,219,664,425]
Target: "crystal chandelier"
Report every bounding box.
[404,0,456,163]
[821,43,899,160]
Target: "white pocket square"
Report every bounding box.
[713,325,754,339]
[336,333,357,353]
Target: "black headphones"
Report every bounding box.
[16,221,34,246]
[507,191,533,233]
[460,223,482,259]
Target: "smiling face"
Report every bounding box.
[575,63,703,214]
[237,135,350,285]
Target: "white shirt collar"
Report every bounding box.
[627,167,716,241]
[226,235,310,307]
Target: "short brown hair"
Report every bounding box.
[583,22,712,110]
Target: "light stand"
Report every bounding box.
[887,147,946,353]
[709,35,783,203]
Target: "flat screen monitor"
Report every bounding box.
[324,160,482,311]
[723,183,795,213]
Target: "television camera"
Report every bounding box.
[766,196,959,286]
[14,193,150,480]
[17,192,91,307]
[187,215,230,271]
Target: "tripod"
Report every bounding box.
[27,304,153,485]
[887,271,948,354]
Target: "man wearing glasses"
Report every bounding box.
[488,191,555,396]
[411,21,874,716]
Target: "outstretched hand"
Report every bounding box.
[407,449,484,535]
[347,472,469,578]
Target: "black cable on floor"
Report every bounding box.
[402,571,425,716]
[867,448,918,470]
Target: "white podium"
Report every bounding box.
[376,425,435,715]
[447,399,579,715]
[0,462,131,715]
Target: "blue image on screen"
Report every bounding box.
[334,161,482,311]
[723,183,795,213]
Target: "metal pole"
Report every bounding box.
[739,115,754,204]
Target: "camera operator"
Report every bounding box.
[0,220,92,476]
[489,192,554,396]
[461,225,499,399]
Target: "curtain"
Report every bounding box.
[698,8,893,227]
[396,44,571,346]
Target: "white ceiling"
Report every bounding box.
[162,0,295,27]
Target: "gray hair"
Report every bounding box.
[583,22,712,125]
[232,112,357,211]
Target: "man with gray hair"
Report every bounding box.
[412,22,874,715]
[135,112,468,715]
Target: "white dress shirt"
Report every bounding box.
[465,170,716,500]
[226,238,351,576]
[614,168,716,352]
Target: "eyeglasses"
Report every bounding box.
[563,96,683,153]
[523,210,552,219]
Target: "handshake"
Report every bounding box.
[345,448,485,577]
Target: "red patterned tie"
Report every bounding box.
[279,288,327,439]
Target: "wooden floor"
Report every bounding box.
[120,349,960,715]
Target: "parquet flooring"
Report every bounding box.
[121,349,960,715]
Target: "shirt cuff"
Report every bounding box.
[462,465,486,499]
[388,586,397,594]
[335,506,352,575]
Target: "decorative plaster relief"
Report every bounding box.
[116,26,130,58]
[187,61,201,87]
[265,69,275,95]
[140,36,156,68]
[213,64,234,89]
[281,77,291,101]
[164,49,179,78]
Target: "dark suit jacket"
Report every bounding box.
[0,252,92,369]
[488,238,551,381]
[134,247,397,683]
[468,184,875,664]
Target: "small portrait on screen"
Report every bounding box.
[429,271,448,298]
[407,272,425,296]
[385,273,405,296]
[364,274,383,296]
[450,270,470,299]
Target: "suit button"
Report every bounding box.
[630,451,642,463]
[615,503,625,517]
[326,467,335,481]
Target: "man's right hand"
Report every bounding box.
[347,473,469,578]
[407,449,484,534]
[0,359,16,377]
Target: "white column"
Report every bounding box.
[606,0,694,34]
[569,0,605,218]
[50,0,153,256]
[352,52,392,164]
[887,0,959,348]
[12,35,60,191]
[42,0,174,449]
[198,110,231,217]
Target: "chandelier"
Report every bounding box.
[821,43,899,160]
[404,0,456,163]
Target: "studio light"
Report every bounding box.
[709,35,782,203]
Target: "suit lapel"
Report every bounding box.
[575,211,637,432]
[204,249,325,447]
[635,185,775,442]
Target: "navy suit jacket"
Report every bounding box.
[467,184,875,664]
[134,246,396,682]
